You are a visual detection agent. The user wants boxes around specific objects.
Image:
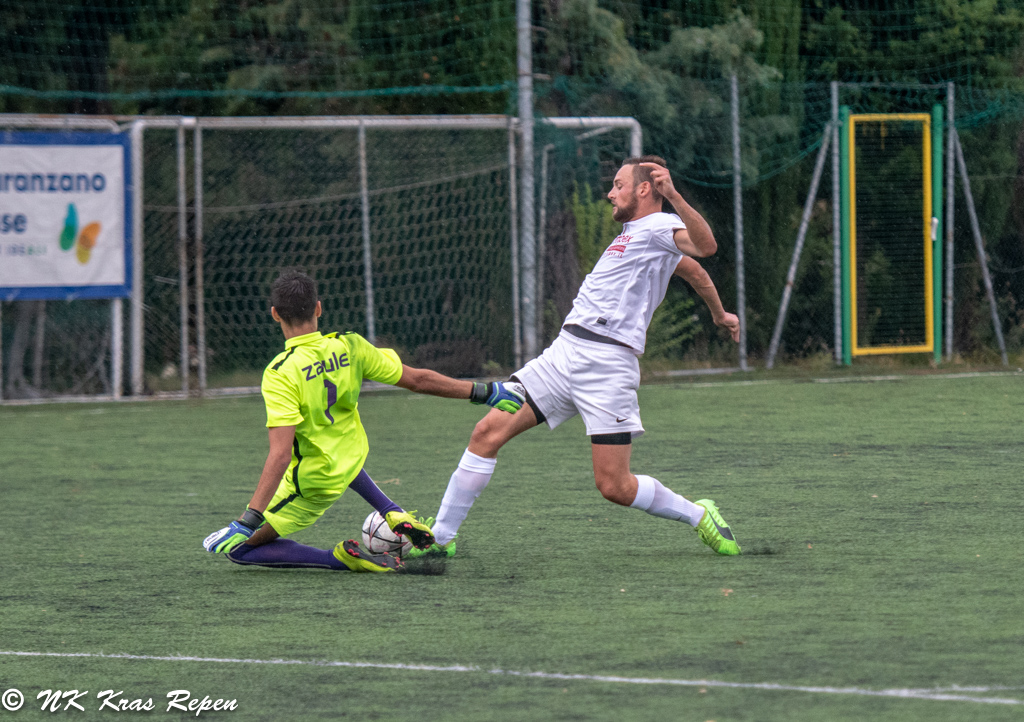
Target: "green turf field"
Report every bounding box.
[2,374,1024,720]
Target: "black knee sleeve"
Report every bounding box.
[590,432,632,445]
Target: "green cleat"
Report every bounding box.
[384,510,435,549]
[694,500,741,555]
[333,539,403,572]
[405,526,456,559]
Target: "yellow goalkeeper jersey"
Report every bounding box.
[261,331,403,499]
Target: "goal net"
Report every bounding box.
[1,116,637,399]
[196,126,515,385]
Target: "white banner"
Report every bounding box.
[0,134,130,299]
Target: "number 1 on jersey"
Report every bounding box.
[323,378,338,424]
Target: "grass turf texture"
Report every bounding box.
[2,375,1023,720]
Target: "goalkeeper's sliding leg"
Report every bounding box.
[225,525,399,573]
[220,469,417,572]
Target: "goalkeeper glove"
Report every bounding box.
[470,380,526,414]
[203,507,265,553]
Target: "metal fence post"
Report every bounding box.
[954,131,1008,366]
[537,143,555,342]
[766,125,832,369]
[508,120,522,370]
[177,123,190,395]
[840,106,853,365]
[111,299,123,398]
[931,104,944,363]
[731,74,748,371]
[130,120,145,395]
[945,83,955,360]
[517,0,537,361]
[832,81,842,364]
[358,122,376,344]
[193,125,206,395]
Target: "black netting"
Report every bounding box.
[852,118,928,349]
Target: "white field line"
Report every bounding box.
[1,651,1022,706]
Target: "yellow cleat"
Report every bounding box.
[694,500,741,555]
[332,539,403,572]
[384,510,436,549]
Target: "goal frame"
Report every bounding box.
[841,108,944,360]
[0,113,641,401]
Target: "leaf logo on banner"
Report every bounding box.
[59,203,101,264]
[60,203,77,250]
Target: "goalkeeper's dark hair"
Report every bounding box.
[622,155,669,204]
[271,269,318,324]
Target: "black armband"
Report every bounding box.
[239,507,266,531]
[469,381,490,404]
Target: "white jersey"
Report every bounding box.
[563,211,684,354]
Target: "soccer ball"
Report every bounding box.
[361,511,412,557]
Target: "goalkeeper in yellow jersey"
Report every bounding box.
[202,269,525,573]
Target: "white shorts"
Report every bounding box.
[514,330,644,438]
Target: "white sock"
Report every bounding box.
[432,449,497,544]
[630,474,704,527]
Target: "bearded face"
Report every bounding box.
[611,186,638,223]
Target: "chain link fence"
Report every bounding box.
[2,98,1021,401]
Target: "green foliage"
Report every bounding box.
[644,283,698,361]
[541,5,787,183]
[4,0,1024,364]
[802,0,1024,86]
[3,0,514,115]
[5,0,1024,105]
[569,182,620,275]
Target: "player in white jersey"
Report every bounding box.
[410,156,742,558]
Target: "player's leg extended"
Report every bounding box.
[227,520,342,570]
[348,468,435,549]
[227,485,400,571]
[590,438,740,555]
[348,469,402,516]
[228,536,399,572]
[427,403,539,548]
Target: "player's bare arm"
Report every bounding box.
[396,365,526,413]
[674,257,740,342]
[640,162,717,257]
[247,425,297,513]
[395,366,473,398]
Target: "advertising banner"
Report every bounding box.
[0,131,132,300]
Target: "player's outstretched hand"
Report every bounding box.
[203,508,265,553]
[715,312,741,343]
[470,380,526,414]
[640,162,678,200]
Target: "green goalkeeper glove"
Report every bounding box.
[203,508,265,553]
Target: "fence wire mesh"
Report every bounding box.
[852,118,929,350]
[1,98,1021,399]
